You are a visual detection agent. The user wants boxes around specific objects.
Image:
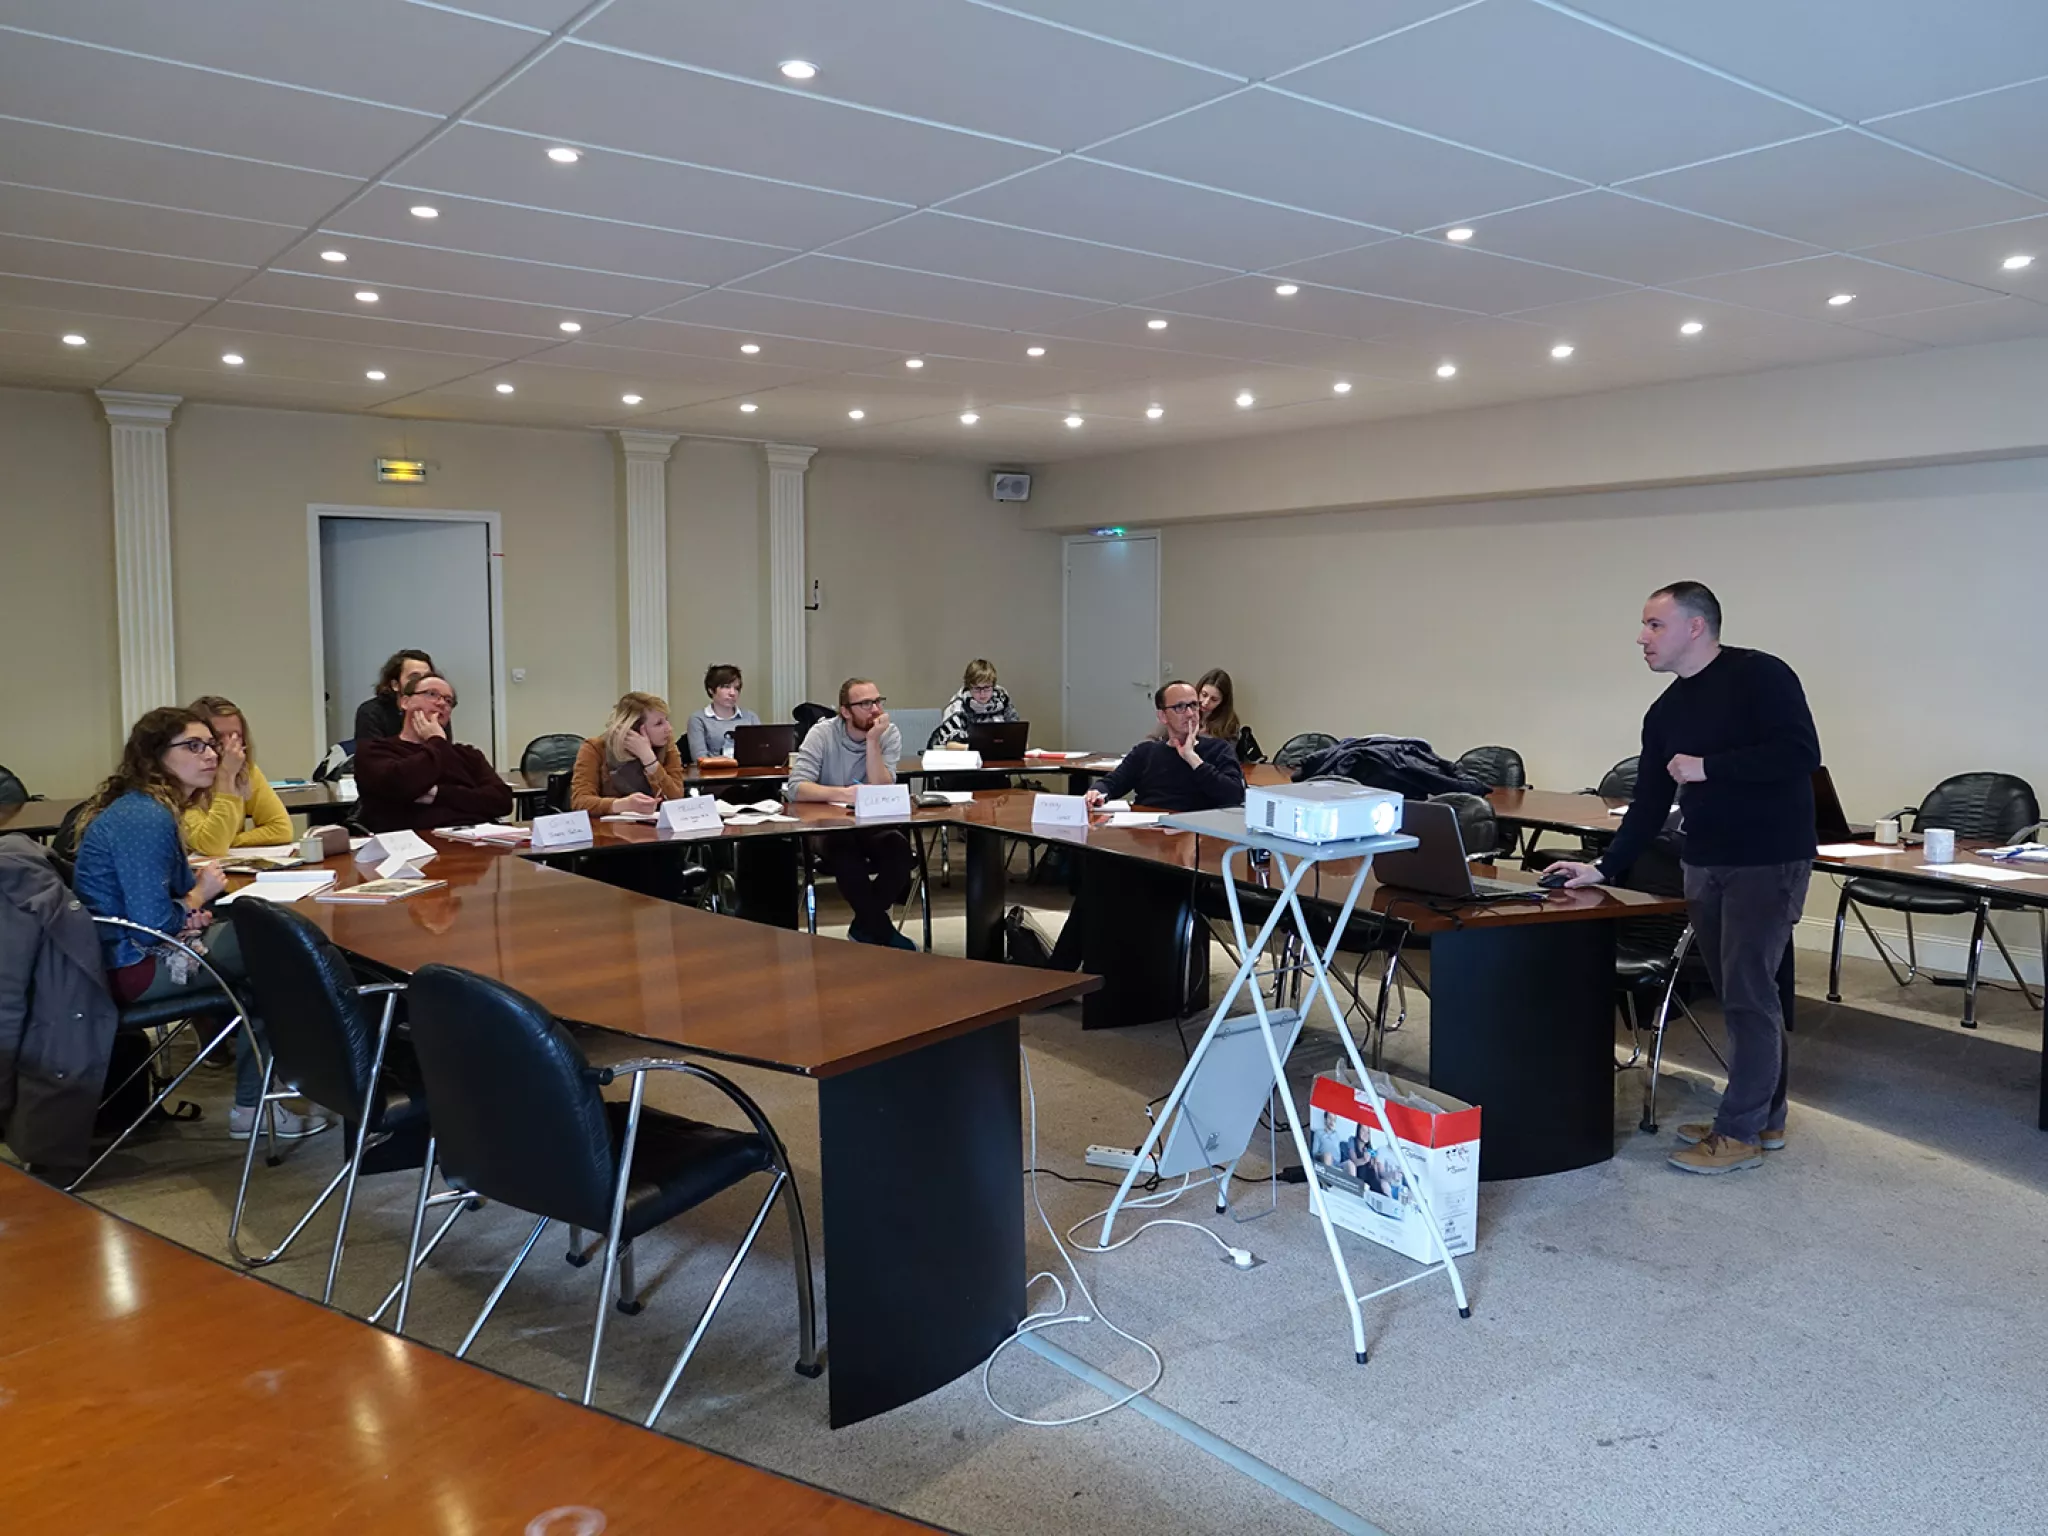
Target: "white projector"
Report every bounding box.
[1246,781,1403,845]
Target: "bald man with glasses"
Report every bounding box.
[353,672,514,833]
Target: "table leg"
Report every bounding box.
[1427,921,1616,1180]
[1079,850,1208,1029]
[731,837,799,929]
[817,1018,1024,1428]
[964,827,1008,963]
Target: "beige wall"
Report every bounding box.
[804,453,1063,729]
[0,386,119,792]
[667,437,766,718]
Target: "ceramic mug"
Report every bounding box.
[1922,827,1957,863]
[1874,818,1901,845]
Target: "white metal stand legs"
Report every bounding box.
[1099,822,1470,1363]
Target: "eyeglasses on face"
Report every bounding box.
[846,696,886,710]
[413,688,457,706]
[1161,700,1201,714]
[168,737,219,756]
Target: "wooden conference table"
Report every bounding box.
[0,1166,940,1534]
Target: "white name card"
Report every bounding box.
[853,782,913,820]
[375,852,430,880]
[658,795,723,834]
[920,749,982,770]
[355,828,436,867]
[529,809,595,850]
[1031,793,1090,827]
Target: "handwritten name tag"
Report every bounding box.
[355,828,436,867]
[853,783,913,820]
[529,810,595,850]
[658,795,723,834]
[1031,793,1090,827]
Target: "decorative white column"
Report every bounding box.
[616,430,679,699]
[764,443,816,721]
[97,390,182,726]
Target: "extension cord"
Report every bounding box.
[1084,1144,1149,1173]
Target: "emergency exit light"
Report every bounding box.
[377,458,427,484]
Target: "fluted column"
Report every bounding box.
[97,390,182,726]
[763,443,816,721]
[616,430,679,699]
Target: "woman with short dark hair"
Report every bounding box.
[685,663,761,762]
[927,658,1018,750]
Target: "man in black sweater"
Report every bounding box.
[1552,582,1820,1175]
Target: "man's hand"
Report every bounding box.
[414,713,448,743]
[414,784,439,805]
[866,708,892,743]
[1084,788,1106,809]
[1548,860,1608,889]
[1668,753,1706,784]
[1173,716,1203,764]
[614,792,658,816]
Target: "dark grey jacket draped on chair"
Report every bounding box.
[0,835,119,1176]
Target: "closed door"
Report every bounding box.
[320,517,495,751]
[1062,533,1160,753]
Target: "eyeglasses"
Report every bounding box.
[1162,701,1201,714]
[412,689,457,706]
[846,696,886,710]
[169,737,219,756]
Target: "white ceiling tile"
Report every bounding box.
[472,43,1050,206]
[0,0,540,115]
[728,255,1106,331]
[633,385,962,434]
[1353,315,1575,379]
[578,0,1231,147]
[1568,0,2048,122]
[0,31,435,178]
[414,0,575,29]
[537,341,818,394]
[140,325,500,392]
[834,354,1131,400]
[1620,129,2048,251]
[0,119,359,226]
[0,308,181,374]
[1273,235,1632,314]
[1854,216,2048,297]
[269,237,695,314]
[0,232,249,298]
[1506,287,1909,372]
[1031,304,1391,369]
[1094,88,1582,229]
[594,316,897,372]
[995,1,1462,80]
[821,212,1233,303]
[0,273,213,323]
[942,158,1380,269]
[0,184,298,268]
[1284,0,1827,184]
[390,358,730,411]
[1670,254,1995,322]
[233,269,619,340]
[1142,272,1468,338]
[210,299,540,359]
[1446,191,1821,286]
[107,363,431,413]
[1875,79,2048,202]
[651,288,1029,361]
[1835,296,2048,347]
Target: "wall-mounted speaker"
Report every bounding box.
[991,471,1032,502]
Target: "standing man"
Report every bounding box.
[788,678,915,949]
[354,672,514,833]
[1550,582,1819,1175]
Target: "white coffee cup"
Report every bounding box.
[1922,827,1957,863]
[1874,818,1900,845]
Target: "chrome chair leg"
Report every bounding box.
[615,1242,641,1315]
[1827,885,1850,1001]
[1904,912,1919,978]
[1849,901,1914,988]
[68,1010,251,1192]
[782,1165,820,1379]
[379,1156,473,1333]
[457,1215,551,1359]
[1677,996,1728,1071]
[585,1072,647,1407]
[643,1171,789,1428]
[1987,916,2042,1012]
[1962,902,1990,1029]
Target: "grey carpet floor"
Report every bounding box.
[53,885,2048,1536]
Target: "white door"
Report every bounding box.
[320,517,496,752]
[1062,532,1161,753]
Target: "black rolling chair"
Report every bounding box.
[545,768,573,813]
[1432,792,1501,871]
[1598,756,1641,800]
[1524,755,1640,870]
[519,733,586,775]
[392,964,817,1426]
[1455,745,1526,790]
[227,899,429,1303]
[792,701,835,736]
[0,764,30,808]
[1273,733,1338,773]
[1828,772,2043,1029]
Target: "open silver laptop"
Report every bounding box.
[1371,800,1535,902]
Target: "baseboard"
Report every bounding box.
[1794,912,2046,988]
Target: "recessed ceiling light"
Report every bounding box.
[1445,227,1475,242]
[409,204,438,219]
[779,59,818,81]
[1679,320,1705,336]
[740,402,758,413]
[1435,363,1457,379]
[546,146,581,164]
[221,352,244,366]
[1065,414,1084,428]
[1235,391,1255,408]
[319,249,346,263]
[2002,253,2035,271]
[1550,343,1575,360]
[960,411,979,425]
[365,369,386,381]
[558,320,582,333]
[354,290,378,303]
[1827,293,1855,306]
[904,357,924,368]
[494,382,514,394]
[1146,318,1168,330]
[1145,404,1164,419]
[621,393,642,405]
[740,342,761,355]
[1273,283,1299,297]
[847,408,864,420]
[1026,345,1046,357]
[1332,380,1351,394]
[61,332,87,346]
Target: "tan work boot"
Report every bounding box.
[1668,1134,1764,1174]
[1677,1121,1786,1152]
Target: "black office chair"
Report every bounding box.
[227,899,429,1303]
[1607,833,1718,1134]
[519,733,586,775]
[0,764,29,808]
[1273,733,1338,772]
[392,964,818,1426]
[545,768,573,814]
[1432,792,1500,867]
[1827,772,2043,1029]
[1455,746,1526,790]
[1524,755,1641,870]
[791,702,834,736]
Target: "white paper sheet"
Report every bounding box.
[1105,811,1165,828]
[1816,843,1899,857]
[716,799,785,817]
[1917,863,2045,882]
[219,843,300,863]
[219,871,337,904]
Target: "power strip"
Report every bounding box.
[1084,1144,1153,1173]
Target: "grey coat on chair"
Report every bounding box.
[0,835,119,1177]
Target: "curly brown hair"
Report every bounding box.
[76,707,215,840]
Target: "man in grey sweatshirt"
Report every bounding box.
[787,677,914,948]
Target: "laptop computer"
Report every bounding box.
[965,720,1028,760]
[1371,800,1540,903]
[730,722,798,768]
[1811,766,1855,843]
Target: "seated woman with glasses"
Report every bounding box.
[178,694,294,855]
[926,658,1018,750]
[685,664,761,763]
[72,708,330,1140]
[353,672,514,833]
[570,691,685,816]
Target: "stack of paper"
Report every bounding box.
[716,799,786,818]
[218,843,302,864]
[220,870,337,905]
[1104,811,1164,828]
[440,823,530,844]
[726,811,799,826]
[1024,750,1088,760]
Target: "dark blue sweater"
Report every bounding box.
[1600,646,1821,876]
[1097,737,1245,812]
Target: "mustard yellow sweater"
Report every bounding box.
[179,763,295,854]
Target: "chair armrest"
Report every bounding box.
[589,1057,786,1145]
[89,915,250,1012]
[354,981,408,997]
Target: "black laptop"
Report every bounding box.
[1811,766,1856,843]
[730,722,798,768]
[965,720,1028,760]
[1372,800,1538,902]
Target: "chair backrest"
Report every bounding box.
[406,963,618,1230]
[1916,772,2040,841]
[0,765,26,808]
[545,768,573,814]
[231,898,386,1123]
[1613,830,1691,956]
[1455,745,1526,790]
[888,706,945,754]
[519,733,586,774]
[1430,792,1498,863]
[791,702,835,736]
[1598,756,1640,799]
[1273,732,1337,770]
[49,801,88,884]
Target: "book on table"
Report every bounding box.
[316,877,448,904]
